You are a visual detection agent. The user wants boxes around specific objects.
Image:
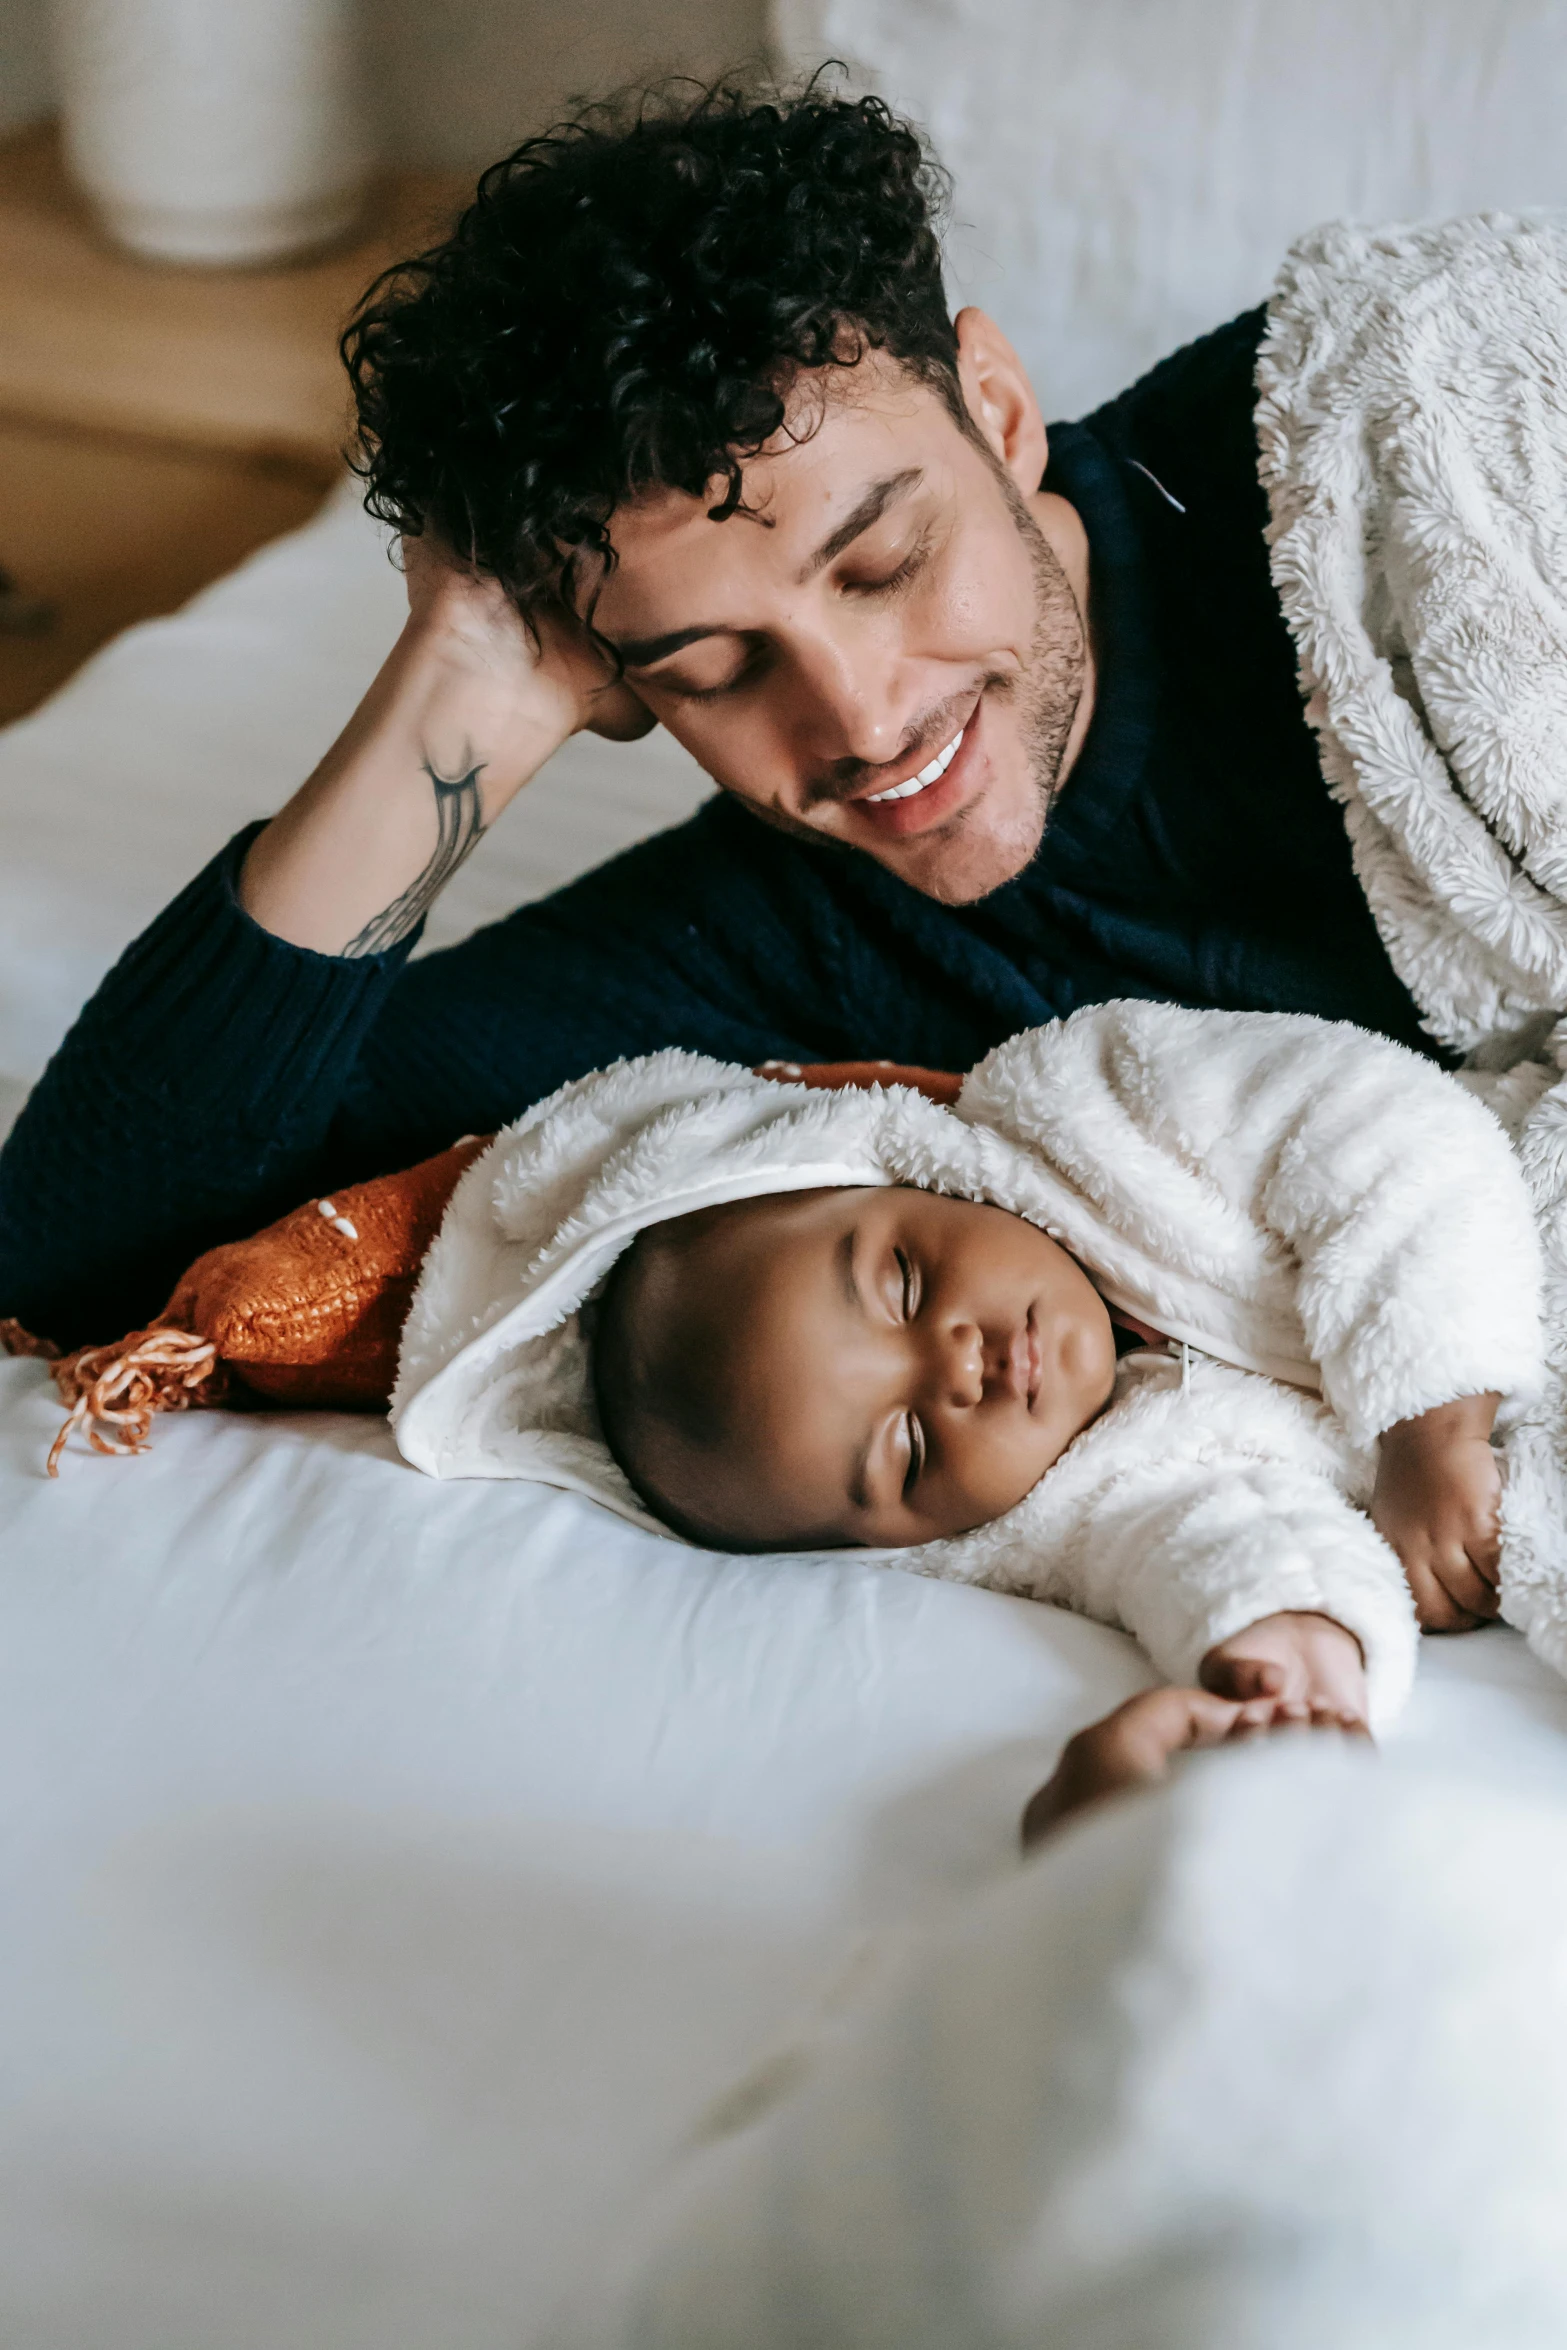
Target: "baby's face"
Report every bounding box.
[658,1185,1117,1549]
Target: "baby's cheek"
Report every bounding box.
[946,1435,1050,1533]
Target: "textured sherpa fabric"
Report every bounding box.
[1246,212,1567,1694]
[1494,1020,1567,1686]
[1258,213,1567,1058]
[394,1003,1543,1733]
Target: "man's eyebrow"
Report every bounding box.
[608,621,725,670]
[606,470,925,668]
[801,468,923,581]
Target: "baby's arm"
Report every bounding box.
[1370,1392,1503,1630]
[1243,1026,1542,1458]
[1009,1376,1421,1733]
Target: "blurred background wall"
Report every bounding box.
[0,0,771,159]
[0,1,55,139]
[774,0,1567,417]
[373,0,767,166]
[3,0,1563,731]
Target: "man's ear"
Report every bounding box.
[953,308,1049,498]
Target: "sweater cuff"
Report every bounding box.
[83,823,421,1129]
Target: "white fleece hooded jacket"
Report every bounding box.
[393,1003,1544,1735]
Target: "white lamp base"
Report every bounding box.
[52,0,375,270]
[93,183,368,267]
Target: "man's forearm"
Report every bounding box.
[238,610,577,956]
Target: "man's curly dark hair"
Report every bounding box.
[341,76,959,613]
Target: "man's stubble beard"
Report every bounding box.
[904,471,1087,907]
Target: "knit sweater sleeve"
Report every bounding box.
[0,824,417,1346]
[0,796,928,1350]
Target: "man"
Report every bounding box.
[0,83,1430,1346]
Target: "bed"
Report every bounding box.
[5,475,1567,2348]
[10,10,1567,2317]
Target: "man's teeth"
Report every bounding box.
[864,727,965,804]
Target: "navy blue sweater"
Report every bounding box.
[0,310,1431,1344]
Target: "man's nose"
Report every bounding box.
[790,630,916,773]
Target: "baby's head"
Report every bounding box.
[591,1184,1117,1551]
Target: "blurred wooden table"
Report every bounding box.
[0,122,467,725]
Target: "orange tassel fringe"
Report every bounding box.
[41,1326,231,1476]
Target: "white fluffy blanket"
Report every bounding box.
[393,1004,1541,1732]
[1258,213,1567,1673]
[1258,213,1567,1056]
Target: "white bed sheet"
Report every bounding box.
[5,1361,1567,2348]
[5,485,1567,2346]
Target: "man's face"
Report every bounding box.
[585,322,1092,905]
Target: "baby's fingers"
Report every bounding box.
[1226,1695,1292,1740]
[1179,1689,1270,1747]
[1467,1519,1502,1588]
[1433,1543,1500,1625]
[1307,1696,1373,1740]
[1198,1651,1285,1703]
[1405,1550,1492,1632]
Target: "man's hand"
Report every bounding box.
[241,533,656,954]
[1020,1682,1360,1848]
[1370,1394,1503,1631]
[1200,1609,1369,1722]
[400,532,655,755]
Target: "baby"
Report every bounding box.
[589,1179,1504,1732]
[394,999,1547,1744]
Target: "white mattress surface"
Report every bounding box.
[6,1356,1567,2347]
[4,461,1567,2344]
[559,1738,1567,2348]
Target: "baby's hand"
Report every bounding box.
[1370,1394,1502,1632]
[1200,1609,1369,1724]
[1021,1683,1328,1847]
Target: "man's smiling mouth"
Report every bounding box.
[864,726,966,803]
[826,696,991,845]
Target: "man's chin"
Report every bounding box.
[724,776,1050,904]
[878,786,1050,905]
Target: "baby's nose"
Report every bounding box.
[940,1321,986,1408]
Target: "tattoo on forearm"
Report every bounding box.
[342,759,487,955]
